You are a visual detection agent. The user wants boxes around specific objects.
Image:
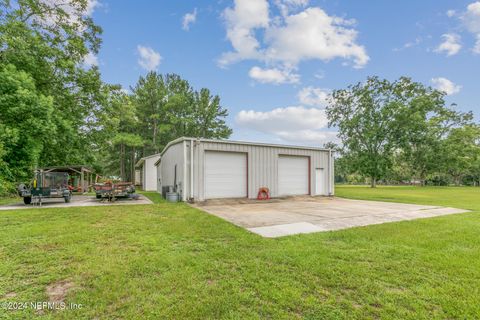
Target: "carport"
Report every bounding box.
[42,165,98,193]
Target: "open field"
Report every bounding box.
[336,185,480,210]
[0,188,479,319]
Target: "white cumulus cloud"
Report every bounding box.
[83,52,98,67]
[248,66,299,84]
[474,34,480,53]
[236,106,328,131]
[275,130,338,143]
[462,1,480,53]
[298,87,330,107]
[447,9,456,17]
[182,8,197,31]
[431,77,462,95]
[264,7,368,68]
[85,0,99,15]
[219,0,270,65]
[274,0,310,16]
[137,45,162,71]
[220,0,368,82]
[435,33,462,56]
[235,106,336,145]
[36,0,99,28]
[463,1,480,33]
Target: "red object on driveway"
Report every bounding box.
[257,187,270,200]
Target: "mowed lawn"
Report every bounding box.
[0,188,479,319]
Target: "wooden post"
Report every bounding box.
[81,169,85,193]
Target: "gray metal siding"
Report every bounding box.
[143,155,160,191]
[158,142,185,198]
[158,138,334,201]
[191,141,333,201]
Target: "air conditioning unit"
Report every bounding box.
[162,186,174,199]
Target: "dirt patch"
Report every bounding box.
[3,292,17,298]
[37,243,60,251]
[207,279,217,286]
[46,280,75,303]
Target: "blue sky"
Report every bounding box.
[88,0,480,146]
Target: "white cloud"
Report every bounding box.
[274,0,309,16]
[298,87,330,107]
[220,0,369,80]
[137,45,162,71]
[248,66,299,84]
[182,8,197,31]
[474,34,480,53]
[403,38,421,48]
[235,106,336,144]
[85,0,100,15]
[314,70,325,79]
[275,130,338,143]
[393,37,422,52]
[462,1,480,53]
[447,9,456,17]
[463,1,480,33]
[36,0,99,28]
[219,0,270,65]
[236,106,328,131]
[435,33,462,56]
[264,8,368,68]
[83,52,98,66]
[431,77,462,95]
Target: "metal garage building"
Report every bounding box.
[155,137,334,202]
[135,153,160,191]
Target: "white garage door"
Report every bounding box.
[278,155,309,196]
[205,151,247,199]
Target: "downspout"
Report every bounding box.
[183,140,187,201]
[329,149,334,196]
[190,138,194,202]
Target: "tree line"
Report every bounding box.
[327,77,480,187]
[95,73,231,183]
[0,0,231,195]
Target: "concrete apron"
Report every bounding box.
[193,197,469,238]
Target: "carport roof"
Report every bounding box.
[42,165,93,173]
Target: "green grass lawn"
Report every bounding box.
[0,188,479,319]
[0,196,21,206]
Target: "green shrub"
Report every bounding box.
[0,177,16,196]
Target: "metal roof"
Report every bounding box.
[41,165,93,173]
[135,153,161,168]
[154,137,332,166]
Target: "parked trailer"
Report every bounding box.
[18,170,72,205]
[93,182,136,201]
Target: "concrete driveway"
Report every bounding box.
[193,197,468,237]
[0,195,152,210]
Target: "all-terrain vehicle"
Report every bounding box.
[18,170,72,205]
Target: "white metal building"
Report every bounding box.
[135,153,160,191]
[155,137,334,202]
